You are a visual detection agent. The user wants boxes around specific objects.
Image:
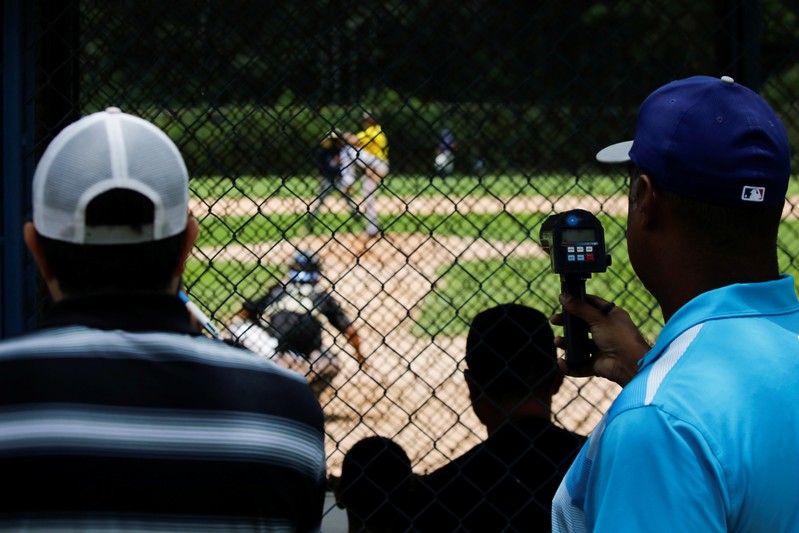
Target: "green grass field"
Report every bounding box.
[410,245,667,340]
[186,173,799,340]
[189,173,632,200]
[194,211,550,247]
[186,206,669,339]
[190,173,799,200]
[183,259,285,321]
[184,249,664,340]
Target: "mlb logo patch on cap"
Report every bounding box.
[742,186,766,203]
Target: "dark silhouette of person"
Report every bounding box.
[336,436,414,533]
[411,304,586,532]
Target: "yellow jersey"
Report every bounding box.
[357,124,389,162]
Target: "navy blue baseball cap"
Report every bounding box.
[596,75,791,207]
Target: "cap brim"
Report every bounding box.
[596,140,634,163]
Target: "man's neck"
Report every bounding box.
[483,398,552,435]
[654,248,780,322]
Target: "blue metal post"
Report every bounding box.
[2,0,35,338]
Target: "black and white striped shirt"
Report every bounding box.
[0,293,326,532]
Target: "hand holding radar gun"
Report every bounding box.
[540,210,611,372]
[179,291,223,340]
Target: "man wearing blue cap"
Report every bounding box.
[551,76,799,532]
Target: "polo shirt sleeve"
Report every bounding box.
[587,406,729,532]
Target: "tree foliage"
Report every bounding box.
[72,0,799,175]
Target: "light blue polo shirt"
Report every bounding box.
[553,275,799,532]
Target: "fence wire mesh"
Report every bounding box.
[18,0,799,521]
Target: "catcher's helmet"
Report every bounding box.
[288,250,321,283]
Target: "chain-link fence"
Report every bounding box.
[5,0,799,525]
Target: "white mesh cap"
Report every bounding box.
[32,107,189,244]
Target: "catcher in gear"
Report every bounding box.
[229,250,363,396]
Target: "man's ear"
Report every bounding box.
[174,217,199,277]
[24,222,54,282]
[465,370,492,426]
[550,371,564,396]
[24,222,64,301]
[631,174,659,230]
[464,369,478,401]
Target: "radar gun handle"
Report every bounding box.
[561,273,592,371]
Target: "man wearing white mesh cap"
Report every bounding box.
[0,108,326,531]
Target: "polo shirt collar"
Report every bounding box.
[41,292,202,335]
[640,275,799,370]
